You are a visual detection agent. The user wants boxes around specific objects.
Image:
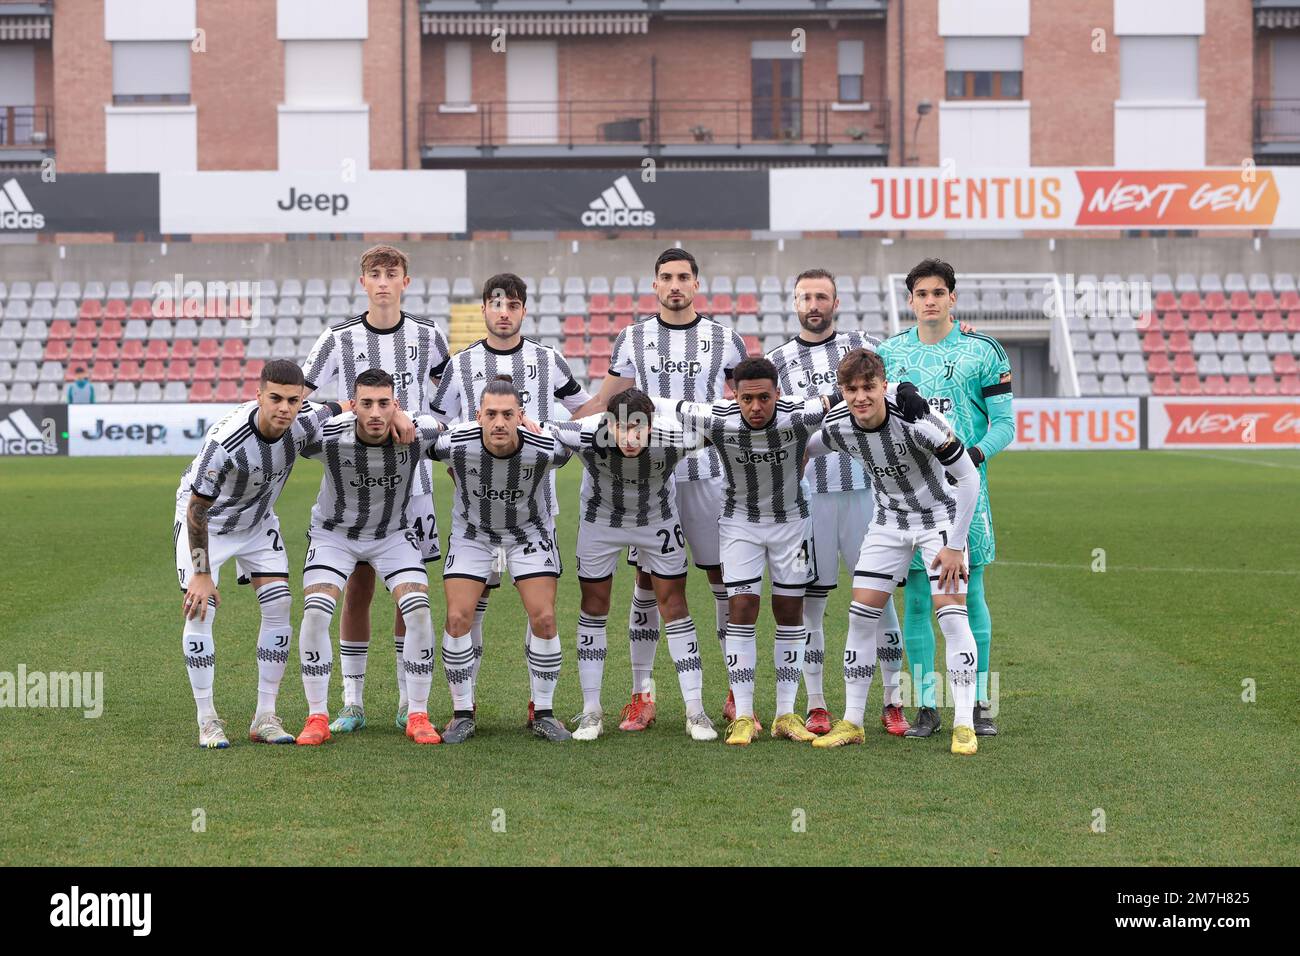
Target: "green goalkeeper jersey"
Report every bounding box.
[877,322,1015,462]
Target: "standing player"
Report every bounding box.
[428,273,589,726]
[431,377,576,743]
[549,388,716,741]
[653,357,837,747]
[301,245,450,733]
[572,248,747,731]
[767,268,912,737]
[879,259,1014,738]
[174,360,346,748]
[805,349,983,754]
[293,369,445,746]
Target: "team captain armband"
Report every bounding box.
[982,371,1013,398]
[935,438,966,467]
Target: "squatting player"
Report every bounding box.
[431,376,576,743]
[550,388,717,741]
[766,268,911,737]
[301,244,450,734]
[174,360,347,748]
[293,369,446,746]
[879,258,1014,738]
[805,349,983,754]
[572,248,747,732]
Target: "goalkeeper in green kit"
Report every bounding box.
[878,259,1015,738]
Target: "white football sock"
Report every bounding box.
[469,597,488,687]
[842,602,881,727]
[394,635,407,707]
[936,604,977,729]
[577,612,608,715]
[664,616,704,718]
[710,584,729,656]
[254,581,292,717]
[878,599,904,708]
[628,585,659,695]
[526,632,562,711]
[182,598,218,725]
[726,622,757,719]
[398,592,434,714]
[299,592,336,716]
[441,630,475,712]
[339,640,368,708]
[774,623,805,716]
[801,591,828,711]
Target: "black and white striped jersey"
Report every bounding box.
[812,384,967,533]
[549,414,703,528]
[608,313,748,482]
[177,400,336,535]
[662,396,829,524]
[428,337,587,425]
[302,311,451,496]
[429,422,574,545]
[766,329,881,495]
[299,415,444,541]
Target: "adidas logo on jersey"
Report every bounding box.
[544,557,554,567]
[0,408,58,455]
[581,175,656,227]
[0,179,45,231]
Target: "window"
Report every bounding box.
[284,40,363,107]
[751,41,803,140]
[944,37,1023,101]
[1120,36,1198,99]
[445,42,472,105]
[112,42,190,106]
[838,40,864,103]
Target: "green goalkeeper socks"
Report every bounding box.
[902,568,937,708]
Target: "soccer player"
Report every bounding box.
[431,376,576,743]
[549,388,717,741]
[572,248,747,731]
[428,273,590,726]
[174,360,347,748]
[878,259,1014,738]
[653,357,838,747]
[301,244,450,733]
[293,369,445,746]
[805,349,983,754]
[767,268,912,737]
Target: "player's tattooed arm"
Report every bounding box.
[184,494,219,621]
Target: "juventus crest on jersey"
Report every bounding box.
[429,337,585,425]
[766,329,881,495]
[669,396,828,525]
[550,415,703,528]
[302,311,451,496]
[609,314,748,482]
[299,415,443,541]
[429,422,574,545]
[177,401,335,535]
[815,384,967,533]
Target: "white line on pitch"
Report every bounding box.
[1171,452,1300,471]
[997,560,1300,577]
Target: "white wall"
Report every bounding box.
[105,107,197,172]
[278,107,370,172]
[104,0,195,41]
[939,101,1031,168]
[1113,102,1206,167]
[938,0,1029,36]
[1114,0,1204,36]
[277,0,368,40]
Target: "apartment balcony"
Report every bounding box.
[1254,98,1300,162]
[0,105,53,164]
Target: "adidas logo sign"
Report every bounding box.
[0,408,58,455]
[0,179,45,231]
[581,175,656,228]
[544,557,554,567]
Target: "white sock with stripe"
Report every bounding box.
[726,622,758,719]
[182,598,218,725]
[469,597,488,688]
[577,613,608,715]
[394,635,407,708]
[441,630,475,712]
[774,624,805,716]
[254,581,292,717]
[527,632,562,713]
[710,584,730,656]
[842,602,881,727]
[801,592,829,712]
[628,586,659,695]
[877,598,904,708]
[340,640,368,708]
[664,617,704,718]
[937,604,977,729]
[299,592,336,716]
[398,591,434,714]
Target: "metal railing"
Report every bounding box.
[0,105,53,149]
[1255,98,1300,143]
[422,98,889,150]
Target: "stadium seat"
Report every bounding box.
[109,382,137,403]
[8,382,34,403]
[1274,354,1298,376]
[588,276,610,296]
[196,340,220,360]
[18,340,40,361]
[33,281,56,302]
[0,361,11,383]
[1160,311,1185,332]
[1120,353,1145,375]
[567,358,587,380]
[1172,353,1197,376]
[1201,375,1227,395]
[1126,376,1151,397]
[44,339,69,362]
[69,340,93,363]
[136,381,163,402]
[1202,291,1227,311]
[190,380,216,402]
[1280,375,1300,395]
[743,335,761,355]
[1197,353,1222,376]
[588,338,612,359]
[1261,311,1285,333]
[1151,374,1176,395]
[1255,291,1278,312]
[1178,292,1202,312]
[613,314,634,333]
[588,314,611,336]
[73,320,98,341]
[163,382,189,402]
[711,293,734,315]
[587,357,609,379]
[736,315,760,336]
[140,359,165,381]
[0,342,14,362]
[1229,291,1251,310]
[1265,332,1291,355]
[1101,374,1126,396]
[563,336,587,358]
[172,339,194,360]
[117,361,141,383]
[1075,353,1096,374]
[78,300,102,320]
[589,294,611,313]
[166,360,191,382]
[34,382,60,403]
[1289,312,1300,333]
[636,294,658,314]
[42,362,65,383]
[1226,374,1252,395]
[1253,376,1279,395]
[94,340,120,361]
[1176,375,1202,395]
[1223,354,1247,376]
[243,359,264,382]
[562,315,585,336]
[1154,291,1177,311]
[1217,333,1241,355]
[1077,374,1101,395]
[215,381,240,402]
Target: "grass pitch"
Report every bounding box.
[0,449,1296,866]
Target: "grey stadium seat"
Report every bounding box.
[110,382,138,402]
[1248,273,1272,293]
[8,382,34,403]
[0,361,11,382]
[18,340,40,361]
[136,381,163,402]
[163,382,189,402]
[1077,374,1101,395]
[1197,354,1222,375]
[1126,376,1151,396]
[39,361,64,382]
[34,382,60,403]
[1223,273,1248,293]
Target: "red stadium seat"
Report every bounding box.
[636,294,658,314]
[1261,311,1285,332]
[78,300,102,320]
[1253,376,1279,395]
[1188,311,1212,333]
[1141,330,1166,353]
[1235,311,1260,333]
[100,319,123,340]
[104,299,127,320]
[73,320,98,341]
[119,361,144,383]
[1229,291,1252,310]
[243,359,265,381]
[94,340,119,361]
[1146,353,1172,375]
[44,339,69,361]
[1281,290,1300,310]
[1172,353,1197,375]
[166,360,191,382]
[141,360,165,381]
[1225,375,1252,395]
[1177,375,1203,395]
[1279,374,1300,395]
[1287,311,1300,333]
[152,298,174,318]
[193,359,217,381]
[48,319,73,341]
[589,294,611,313]
[743,335,761,355]
[1254,291,1277,312]
[711,293,734,315]
[1178,292,1202,311]
[563,336,587,358]
[89,361,116,383]
[1274,354,1298,376]
[1154,291,1177,311]
[1207,311,1231,333]
[587,356,610,379]
[121,340,145,361]
[240,379,259,401]
[613,314,634,332]
[562,315,586,336]
[612,294,634,313]
[171,339,194,360]
[736,293,759,314]
[1152,374,1176,395]
[588,338,612,359]
[220,339,245,359]
[588,314,611,336]
[215,381,239,402]
[69,340,93,361]
[1167,332,1193,354]
[1202,291,1227,311]
[190,380,216,402]
[129,299,153,319]
[1160,311,1185,332]
[196,339,220,359]
[1135,310,1159,332]
[218,359,242,381]
[144,340,169,360]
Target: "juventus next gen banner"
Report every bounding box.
[769,168,1300,232]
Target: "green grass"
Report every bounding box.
[1,449,1297,866]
